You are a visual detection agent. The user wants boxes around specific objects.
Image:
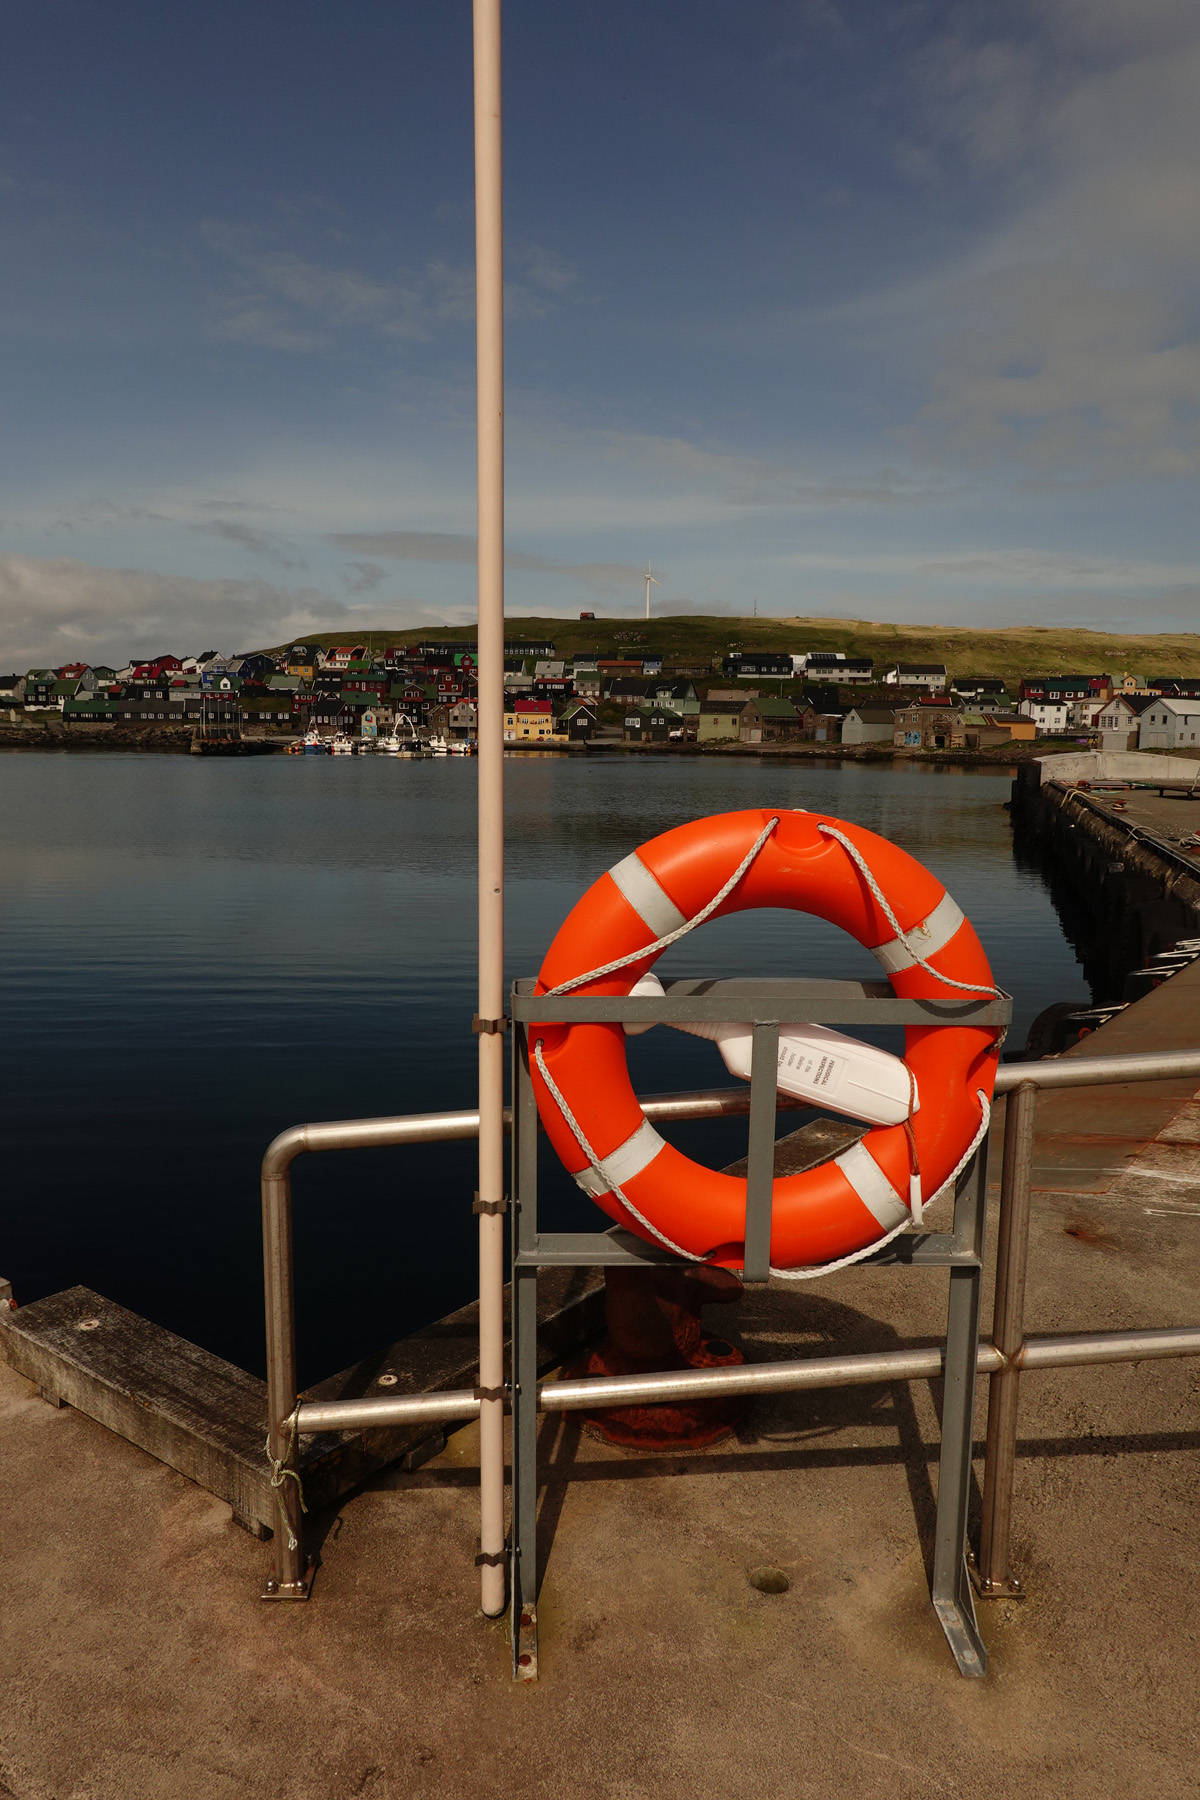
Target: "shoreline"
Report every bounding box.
[0,720,1044,769]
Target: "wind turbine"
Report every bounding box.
[643,560,659,621]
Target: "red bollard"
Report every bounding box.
[570,1264,745,1449]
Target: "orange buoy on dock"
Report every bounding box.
[532,808,1000,1272]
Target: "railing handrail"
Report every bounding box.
[260,1037,1200,1610]
[261,1046,1200,1180]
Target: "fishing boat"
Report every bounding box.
[330,732,356,756]
[301,728,330,755]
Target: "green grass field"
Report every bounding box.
[271,615,1200,691]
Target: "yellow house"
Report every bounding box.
[504,701,567,742]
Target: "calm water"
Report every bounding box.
[0,753,1089,1384]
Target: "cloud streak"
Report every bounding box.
[330,529,655,593]
[203,222,580,354]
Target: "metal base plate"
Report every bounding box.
[260,1559,317,1601]
[967,1549,1025,1600]
[514,1602,538,1680]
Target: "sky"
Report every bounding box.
[1,0,1198,668]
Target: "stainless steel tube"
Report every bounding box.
[299,1389,484,1432]
[473,0,507,1620]
[541,1345,1005,1409]
[994,1049,1200,1092]
[262,1110,485,1176]
[296,1344,1007,1434]
[259,1088,806,1175]
[1017,1326,1200,1369]
[261,1164,306,1593]
[258,1051,1200,1181]
[293,1325,1200,1438]
[978,1080,1037,1596]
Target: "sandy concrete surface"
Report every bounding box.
[1022,958,1200,1194]
[1087,787,1200,846]
[4,1083,1200,1800]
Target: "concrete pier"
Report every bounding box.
[3,989,1200,1798]
[1012,752,1200,988]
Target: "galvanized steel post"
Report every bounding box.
[977,1079,1038,1595]
[261,1155,308,1595]
[473,0,508,1620]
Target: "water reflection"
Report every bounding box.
[0,752,1089,1382]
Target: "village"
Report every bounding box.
[3,637,1200,754]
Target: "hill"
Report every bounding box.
[267,615,1200,689]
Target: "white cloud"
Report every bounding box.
[0,553,458,669]
[897,0,1200,476]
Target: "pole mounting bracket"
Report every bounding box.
[473,1014,509,1035]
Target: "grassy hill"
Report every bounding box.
[271,615,1200,690]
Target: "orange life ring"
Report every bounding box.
[532,808,1000,1271]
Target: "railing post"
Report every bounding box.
[261,1158,310,1597]
[977,1078,1038,1596]
[742,1022,780,1283]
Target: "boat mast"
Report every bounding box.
[473,0,507,1619]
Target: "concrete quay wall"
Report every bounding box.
[1012,757,1200,978]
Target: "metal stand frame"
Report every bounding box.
[508,975,1008,1681]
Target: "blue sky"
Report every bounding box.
[1,0,1198,666]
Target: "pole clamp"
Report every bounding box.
[473,1193,508,1216]
[474,1549,508,1568]
[472,1014,509,1035]
[474,1383,508,1403]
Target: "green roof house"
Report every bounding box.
[739,697,800,743]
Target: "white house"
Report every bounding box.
[791,651,874,682]
[1094,694,1153,751]
[1138,698,1200,750]
[884,663,947,691]
[841,705,896,745]
[1018,698,1071,735]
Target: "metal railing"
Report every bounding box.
[261,1082,815,1596]
[261,1041,1200,1655]
[1052,781,1200,883]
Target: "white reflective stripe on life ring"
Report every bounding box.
[607,851,688,938]
[834,1139,909,1228]
[871,890,965,975]
[572,1116,668,1199]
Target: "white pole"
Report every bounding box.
[472,0,507,1620]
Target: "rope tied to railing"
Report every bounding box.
[265,1403,307,1552]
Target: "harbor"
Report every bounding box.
[3,748,1200,1794]
[4,3,1200,1793]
